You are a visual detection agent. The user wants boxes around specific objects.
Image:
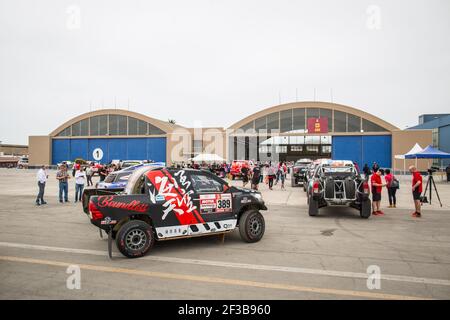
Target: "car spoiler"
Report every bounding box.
[81,188,124,214]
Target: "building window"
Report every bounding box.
[71,121,80,136]
[109,115,127,135]
[305,135,321,144]
[128,117,138,135]
[280,109,293,133]
[138,119,147,135]
[148,123,165,135]
[259,146,270,153]
[267,112,280,132]
[362,119,387,132]
[57,127,71,136]
[293,108,306,132]
[322,146,332,153]
[239,121,254,132]
[275,146,287,153]
[306,146,319,153]
[347,114,361,132]
[320,108,333,132]
[334,110,346,132]
[290,146,303,152]
[255,116,267,132]
[90,116,108,136]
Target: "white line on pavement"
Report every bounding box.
[1,241,449,287]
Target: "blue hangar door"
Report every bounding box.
[332,135,392,168]
[52,138,167,164]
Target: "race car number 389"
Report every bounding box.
[199,193,232,214]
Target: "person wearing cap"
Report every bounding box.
[36,165,48,205]
[56,164,70,203]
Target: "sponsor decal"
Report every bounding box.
[241,197,251,204]
[97,196,149,213]
[199,193,232,214]
[147,170,198,222]
[100,217,117,225]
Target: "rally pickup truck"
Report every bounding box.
[82,166,267,258]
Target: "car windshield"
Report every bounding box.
[104,173,116,183]
[116,172,131,181]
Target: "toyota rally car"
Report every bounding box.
[82,166,267,258]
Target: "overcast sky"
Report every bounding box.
[1,0,449,144]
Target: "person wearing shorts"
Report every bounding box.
[409,165,423,218]
[370,168,385,215]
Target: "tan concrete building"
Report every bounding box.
[0,144,28,156]
[28,102,432,171]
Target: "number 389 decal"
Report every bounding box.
[217,199,231,209]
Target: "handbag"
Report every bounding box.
[390,177,400,189]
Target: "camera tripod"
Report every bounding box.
[421,172,442,207]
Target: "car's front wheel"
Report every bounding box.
[239,210,265,243]
[116,220,154,258]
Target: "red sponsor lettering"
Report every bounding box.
[97,196,149,213]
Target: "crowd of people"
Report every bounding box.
[35,162,121,205]
[365,161,423,218]
[173,161,290,191]
[35,159,426,218]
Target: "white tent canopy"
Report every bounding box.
[189,153,225,162]
[394,143,423,173]
[395,143,423,160]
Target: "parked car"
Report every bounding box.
[96,162,166,190]
[120,160,144,169]
[306,160,371,218]
[291,158,312,187]
[230,160,254,180]
[17,157,29,169]
[303,158,330,192]
[82,166,267,258]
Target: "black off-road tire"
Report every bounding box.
[360,200,372,219]
[308,196,319,216]
[239,210,265,243]
[116,220,155,258]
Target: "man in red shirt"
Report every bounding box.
[370,168,386,216]
[409,165,423,218]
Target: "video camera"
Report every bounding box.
[427,166,439,174]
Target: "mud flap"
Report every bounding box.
[107,227,113,259]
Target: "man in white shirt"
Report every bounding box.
[36,165,48,205]
[74,168,87,203]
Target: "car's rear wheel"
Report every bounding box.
[116,220,154,258]
[239,210,265,243]
[360,200,372,219]
[308,196,319,216]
